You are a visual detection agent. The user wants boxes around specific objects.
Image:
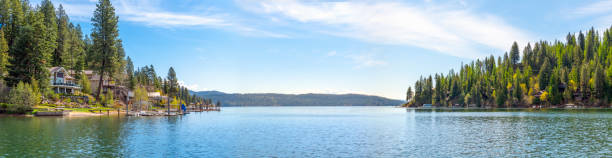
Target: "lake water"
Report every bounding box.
[0,107,610,157]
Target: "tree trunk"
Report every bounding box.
[96,58,106,100]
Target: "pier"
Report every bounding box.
[125,103,220,117]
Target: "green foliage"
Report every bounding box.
[166,67,178,97]
[91,0,121,99]
[134,85,148,102]
[7,10,53,89]
[6,82,38,113]
[79,72,91,94]
[406,86,413,102]
[0,28,9,79]
[126,56,135,90]
[101,92,113,107]
[45,89,60,102]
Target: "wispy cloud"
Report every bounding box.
[326,50,387,68]
[178,80,204,91]
[239,0,531,58]
[573,0,612,15]
[347,53,387,68]
[50,0,286,38]
[115,0,228,27]
[572,0,612,28]
[326,51,337,57]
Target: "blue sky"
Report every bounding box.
[35,0,612,99]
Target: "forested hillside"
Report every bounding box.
[406,26,612,107]
[193,91,403,107]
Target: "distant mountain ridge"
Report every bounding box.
[192,91,404,107]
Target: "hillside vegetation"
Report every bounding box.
[194,91,403,107]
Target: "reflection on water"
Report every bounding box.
[0,116,127,157]
[1,107,610,157]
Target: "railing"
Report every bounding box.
[51,82,81,88]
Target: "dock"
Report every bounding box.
[123,103,221,117]
[187,104,221,112]
[34,111,70,116]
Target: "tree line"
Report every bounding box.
[406,26,612,107]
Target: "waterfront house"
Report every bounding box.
[78,70,130,105]
[49,67,81,94]
[49,67,130,105]
[147,91,168,103]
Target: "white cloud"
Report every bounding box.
[52,0,286,38]
[347,53,387,68]
[58,3,96,18]
[326,51,337,56]
[239,0,531,58]
[327,50,386,68]
[573,0,612,15]
[572,0,612,28]
[178,80,203,91]
[115,0,229,27]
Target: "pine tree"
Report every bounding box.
[68,24,85,72]
[91,0,120,99]
[405,86,413,102]
[55,4,70,67]
[538,59,551,89]
[167,67,178,97]
[126,56,135,90]
[6,0,23,47]
[510,41,520,66]
[40,0,57,66]
[0,28,8,79]
[80,72,91,94]
[8,11,53,90]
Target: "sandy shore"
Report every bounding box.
[67,112,105,117]
[68,111,125,117]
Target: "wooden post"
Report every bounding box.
[167,95,170,116]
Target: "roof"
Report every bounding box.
[48,67,63,73]
[49,67,75,80]
[50,66,116,82]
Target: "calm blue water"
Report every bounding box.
[0,106,611,157]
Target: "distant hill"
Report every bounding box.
[192,91,404,107]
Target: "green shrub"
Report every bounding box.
[0,103,12,113]
[45,89,60,102]
[101,92,113,107]
[6,82,38,114]
[80,72,91,94]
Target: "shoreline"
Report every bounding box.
[402,106,612,109]
[0,111,126,117]
[403,107,612,112]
